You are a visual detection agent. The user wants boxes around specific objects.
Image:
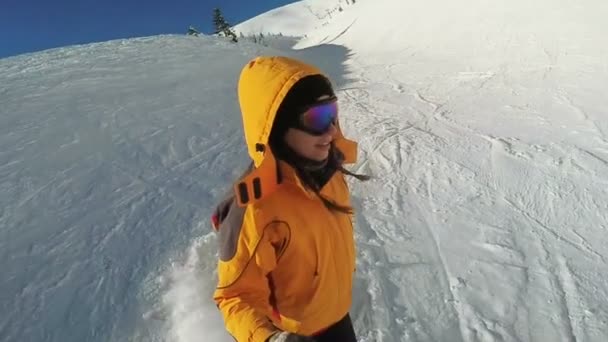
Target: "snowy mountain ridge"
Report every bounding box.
[235,0,357,38]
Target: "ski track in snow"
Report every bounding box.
[0,36,263,342]
[342,51,608,341]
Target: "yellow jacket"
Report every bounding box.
[213,56,358,342]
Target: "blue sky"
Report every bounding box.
[0,0,298,58]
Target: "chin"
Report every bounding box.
[312,152,330,161]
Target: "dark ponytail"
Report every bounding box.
[291,145,370,214]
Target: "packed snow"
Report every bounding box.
[2,0,608,341]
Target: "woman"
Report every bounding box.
[212,56,368,342]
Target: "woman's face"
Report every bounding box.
[284,123,338,161]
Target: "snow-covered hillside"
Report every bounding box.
[238,1,608,340]
[235,0,354,38]
[0,36,241,342]
[0,33,353,342]
[2,0,608,341]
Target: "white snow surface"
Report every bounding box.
[2,0,608,341]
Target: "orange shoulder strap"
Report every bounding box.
[234,145,280,207]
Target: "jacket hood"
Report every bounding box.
[233,56,358,207]
[238,56,325,167]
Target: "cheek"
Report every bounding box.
[299,134,318,148]
[285,129,317,153]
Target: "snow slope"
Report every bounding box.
[0,36,243,342]
[238,1,608,341]
[2,0,608,341]
[235,0,352,38]
[0,35,351,342]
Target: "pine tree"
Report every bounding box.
[227,29,238,43]
[212,7,238,43]
[212,8,225,35]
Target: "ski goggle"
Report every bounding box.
[294,97,339,135]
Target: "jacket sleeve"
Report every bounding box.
[213,204,280,342]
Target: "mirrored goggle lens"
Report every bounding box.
[299,101,338,134]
